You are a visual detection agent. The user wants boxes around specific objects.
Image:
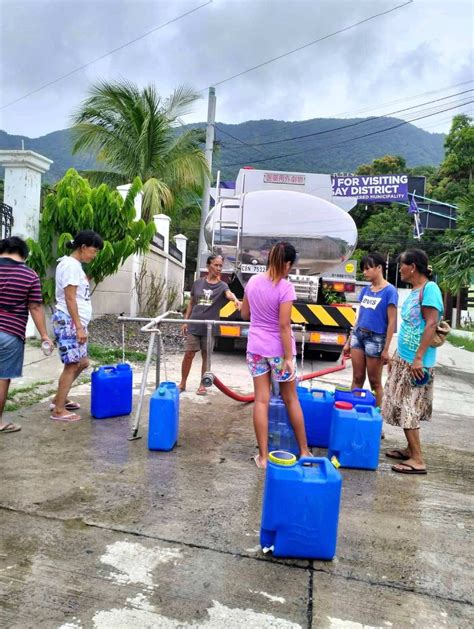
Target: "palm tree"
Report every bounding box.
[71,81,209,222]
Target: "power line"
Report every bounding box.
[219,99,473,168]
[220,89,473,149]
[221,80,473,144]
[214,124,269,156]
[205,1,413,89]
[0,1,213,111]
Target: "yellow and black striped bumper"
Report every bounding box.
[290,304,356,329]
[219,302,356,329]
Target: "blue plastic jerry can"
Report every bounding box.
[328,402,383,470]
[260,451,342,560]
[91,364,133,419]
[297,386,335,448]
[334,387,376,407]
[268,395,299,456]
[148,381,180,451]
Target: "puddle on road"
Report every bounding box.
[91,600,301,629]
[100,540,182,586]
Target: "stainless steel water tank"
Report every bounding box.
[204,190,358,276]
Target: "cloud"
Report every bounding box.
[0,0,472,137]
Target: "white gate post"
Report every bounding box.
[0,150,52,240]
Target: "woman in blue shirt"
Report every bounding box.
[383,249,444,475]
[344,252,398,409]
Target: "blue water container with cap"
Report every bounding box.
[334,387,376,407]
[260,451,342,559]
[148,381,180,451]
[268,396,299,456]
[91,364,133,419]
[297,386,335,448]
[328,402,383,470]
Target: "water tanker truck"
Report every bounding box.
[202,168,359,359]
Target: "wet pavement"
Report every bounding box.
[0,342,473,628]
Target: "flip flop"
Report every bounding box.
[49,401,81,411]
[50,413,82,422]
[0,422,21,433]
[253,454,266,469]
[391,463,427,475]
[385,449,410,461]
[196,386,207,396]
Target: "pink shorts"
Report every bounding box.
[246,352,297,382]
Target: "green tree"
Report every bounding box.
[71,81,209,223]
[356,154,407,176]
[433,191,474,294]
[431,114,474,202]
[27,168,156,304]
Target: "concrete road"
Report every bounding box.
[0,342,472,628]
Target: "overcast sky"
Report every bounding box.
[0,0,472,138]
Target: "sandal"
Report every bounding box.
[392,463,427,475]
[49,401,81,411]
[50,413,81,422]
[196,386,207,396]
[0,422,21,433]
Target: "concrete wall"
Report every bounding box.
[91,243,185,318]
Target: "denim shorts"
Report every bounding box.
[246,352,297,382]
[350,327,386,358]
[0,330,25,379]
[51,310,88,365]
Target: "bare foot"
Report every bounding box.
[253,454,267,469]
[385,448,411,460]
[395,457,425,470]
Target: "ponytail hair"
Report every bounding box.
[267,241,297,282]
[66,230,104,251]
[399,248,433,279]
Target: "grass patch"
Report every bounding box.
[8,380,51,398]
[88,343,147,363]
[447,334,474,352]
[5,387,57,412]
[26,338,42,348]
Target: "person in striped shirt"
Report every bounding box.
[0,236,52,434]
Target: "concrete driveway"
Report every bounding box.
[0,341,472,628]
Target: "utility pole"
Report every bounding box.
[197,86,216,274]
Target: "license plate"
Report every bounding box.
[241,264,266,273]
[310,332,341,344]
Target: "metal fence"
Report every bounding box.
[0,202,13,239]
[151,233,165,250]
[168,242,183,263]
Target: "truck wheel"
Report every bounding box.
[215,337,235,352]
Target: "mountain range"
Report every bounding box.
[0,117,445,184]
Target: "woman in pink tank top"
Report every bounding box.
[241,242,312,469]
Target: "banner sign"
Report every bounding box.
[331,174,408,202]
[264,172,306,185]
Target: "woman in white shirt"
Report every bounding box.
[50,231,103,422]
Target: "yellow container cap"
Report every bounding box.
[268,451,297,466]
